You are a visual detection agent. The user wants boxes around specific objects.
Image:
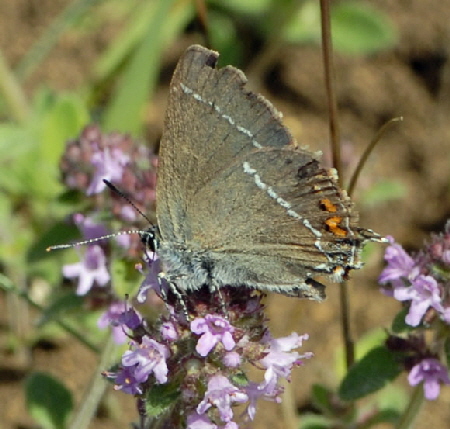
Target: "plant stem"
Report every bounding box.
[347,117,403,198]
[339,280,354,368]
[395,384,425,429]
[320,0,342,184]
[319,0,356,373]
[68,334,119,429]
[0,273,100,354]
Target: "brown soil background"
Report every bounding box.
[1,0,450,428]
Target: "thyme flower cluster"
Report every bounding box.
[58,125,313,428]
[379,228,450,400]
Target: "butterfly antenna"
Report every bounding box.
[46,230,143,251]
[47,180,155,252]
[103,179,154,226]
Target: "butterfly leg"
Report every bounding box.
[158,272,190,321]
[168,281,190,322]
[211,279,228,318]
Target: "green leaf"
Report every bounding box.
[27,221,81,263]
[0,90,87,199]
[310,384,335,415]
[0,124,35,194]
[335,328,386,379]
[374,383,407,418]
[391,307,414,333]
[145,382,180,417]
[212,0,271,14]
[284,0,396,55]
[331,1,397,55]
[208,11,244,68]
[365,409,401,426]
[25,372,73,429]
[37,292,84,327]
[102,0,193,135]
[299,414,334,429]
[339,346,402,401]
[283,0,321,44]
[111,258,142,298]
[230,371,249,387]
[39,93,89,169]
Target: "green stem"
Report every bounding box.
[0,273,99,354]
[395,384,425,429]
[68,335,119,429]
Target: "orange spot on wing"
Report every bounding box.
[320,198,337,213]
[325,216,347,237]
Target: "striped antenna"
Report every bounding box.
[46,230,143,251]
[47,179,155,252]
[103,179,154,226]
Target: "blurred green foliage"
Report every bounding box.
[25,372,73,429]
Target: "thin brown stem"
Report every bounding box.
[320,0,355,371]
[339,281,354,368]
[347,117,403,198]
[320,0,342,184]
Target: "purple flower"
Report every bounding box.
[191,315,236,357]
[394,275,443,326]
[118,306,143,330]
[408,358,450,400]
[244,381,282,421]
[197,375,248,423]
[218,422,239,429]
[120,205,137,221]
[113,366,144,395]
[98,301,142,334]
[73,213,109,241]
[259,333,310,392]
[63,245,110,295]
[187,412,217,429]
[222,423,238,429]
[379,236,417,289]
[115,233,131,248]
[98,301,129,344]
[87,147,129,195]
[186,413,239,429]
[122,337,170,384]
[137,253,167,303]
[160,321,179,341]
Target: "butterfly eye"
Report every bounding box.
[139,226,159,253]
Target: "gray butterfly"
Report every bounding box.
[150,45,383,302]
